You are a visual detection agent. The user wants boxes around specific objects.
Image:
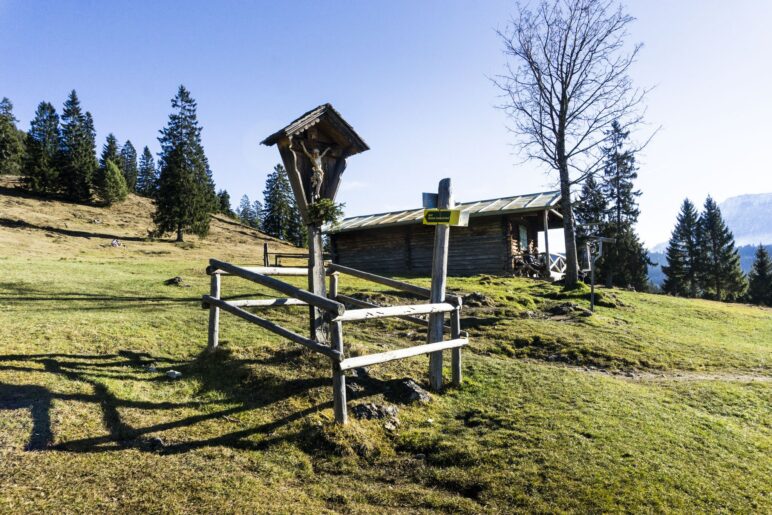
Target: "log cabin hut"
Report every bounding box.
[327,191,565,277]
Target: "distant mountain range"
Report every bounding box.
[647,192,772,286]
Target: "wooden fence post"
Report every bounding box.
[327,271,347,423]
[207,273,221,351]
[543,209,551,274]
[328,271,339,299]
[263,243,269,267]
[450,305,462,386]
[330,320,347,424]
[428,178,453,391]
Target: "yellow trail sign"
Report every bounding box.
[422,209,469,226]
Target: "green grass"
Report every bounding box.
[0,252,769,513]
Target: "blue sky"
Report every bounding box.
[2,0,771,247]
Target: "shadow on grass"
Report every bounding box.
[0,347,398,455]
[0,217,151,242]
[0,282,279,307]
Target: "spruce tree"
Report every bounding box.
[261,164,295,240]
[0,97,25,175]
[287,196,307,248]
[252,199,263,229]
[574,174,607,268]
[747,245,772,306]
[599,121,648,289]
[697,196,746,301]
[136,146,157,197]
[100,134,120,169]
[662,199,702,297]
[216,190,235,217]
[153,85,214,241]
[58,91,97,202]
[608,226,650,290]
[119,140,138,192]
[237,194,255,226]
[22,102,60,193]
[95,159,128,205]
[574,175,608,241]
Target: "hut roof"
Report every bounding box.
[327,190,561,234]
[261,103,369,153]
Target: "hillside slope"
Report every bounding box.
[0,179,770,513]
[0,175,297,262]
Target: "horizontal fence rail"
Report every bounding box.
[203,297,308,309]
[208,259,345,316]
[333,302,455,322]
[335,294,451,330]
[338,337,468,371]
[328,263,461,305]
[208,265,335,277]
[203,295,341,360]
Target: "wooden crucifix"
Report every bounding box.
[262,104,369,343]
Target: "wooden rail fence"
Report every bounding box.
[203,259,467,424]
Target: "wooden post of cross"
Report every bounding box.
[261,104,369,343]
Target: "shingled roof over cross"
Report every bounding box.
[261,103,369,153]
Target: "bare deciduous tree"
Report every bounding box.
[496,0,647,287]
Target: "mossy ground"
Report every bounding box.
[0,180,770,513]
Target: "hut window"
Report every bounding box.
[518,225,528,250]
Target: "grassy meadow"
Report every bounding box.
[0,178,770,513]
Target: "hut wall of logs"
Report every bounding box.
[330,208,561,276]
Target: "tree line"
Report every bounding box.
[661,197,771,305]
[0,88,221,241]
[0,93,158,205]
[0,87,312,246]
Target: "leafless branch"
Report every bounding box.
[494,0,652,285]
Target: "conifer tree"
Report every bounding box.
[95,159,128,205]
[237,194,255,226]
[58,90,97,202]
[607,226,650,290]
[662,199,701,297]
[697,196,746,300]
[602,121,641,226]
[119,140,138,192]
[153,85,214,241]
[747,245,772,306]
[574,174,607,268]
[22,102,60,193]
[575,175,607,233]
[287,196,307,248]
[252,199,264,229]
[0,97,25,175]
[136,146,157,197]
[261,164,295,240]
[100,134,120,170]
[216,190,235,217]
[599,121,648,289]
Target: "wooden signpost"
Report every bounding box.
[425,178,467,391]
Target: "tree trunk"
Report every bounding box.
[176,225,183,242]
[558,163,579,288]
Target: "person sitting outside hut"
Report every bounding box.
[513,240,547,278]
